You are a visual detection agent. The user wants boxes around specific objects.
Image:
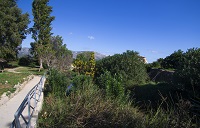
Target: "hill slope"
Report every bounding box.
[18,48,107,60]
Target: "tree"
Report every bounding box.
[49,35,72,70]
[161,50,184,69]
[31,0,55,71]
[73,52,96,77]
[95,50,148,88]
[174,48,200,96]
[0,0,29,60]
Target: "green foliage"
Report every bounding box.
[50,35,73,70]
[72,75,93,90]
[161,49,184,69]
[174,48,200,96]
[148,58,164,69]
[32,0,55,45]
[0,0,29,60]
[39,70,199,128]
[31,0,55,70]
[95,50,148,87]
[47,69,71,98]
[38,73,144,128]
[76,51,92,62]
[73,52,95,77]
[18,56,32,66]
[97,71,125,100]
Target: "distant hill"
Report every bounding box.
[18,48,107,60]
[17,47,32,58]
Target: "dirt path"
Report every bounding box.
[5,67,22,73]
[0,76,42,128]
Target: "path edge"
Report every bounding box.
[0,75,34,106]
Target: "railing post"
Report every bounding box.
[34,86,37,108]
[28,95,31,121]
[14,113,21,128]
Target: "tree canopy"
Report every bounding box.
[0,0,29,60]
[95,50,148,88]
[31,0,55,71]
[73,52,96,77]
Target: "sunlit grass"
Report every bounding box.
[0,66,46,96]
[15,66,46,75]
[0,71,28,96]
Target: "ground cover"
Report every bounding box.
[0,66,46,96]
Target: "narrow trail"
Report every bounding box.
[0,76,41,128]
[5,67,22,73]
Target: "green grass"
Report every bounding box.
[0,66,46,96]
[7,61,20,68]
[130,82,177,107]
[0,71,29,96]
[15,67,46,75]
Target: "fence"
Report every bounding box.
[10,74,46,128]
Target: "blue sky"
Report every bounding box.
[17,0,200,63]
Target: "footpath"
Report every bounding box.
[0,76,42,128]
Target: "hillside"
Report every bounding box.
[18,48,107,60]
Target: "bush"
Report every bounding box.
[39,70,199,128]
[97,71,126,100]
[18,56,32,66]
[95,50,148,88]
[38,77,144,128]
[72,75,93,90]
[174,48,200,96]
[46,69,71,98]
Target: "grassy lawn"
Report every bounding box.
[15,67,46,75]
[0,67,46,96]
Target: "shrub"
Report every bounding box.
[174,48,200,96]
[72,74,93,90]
[95,50,148,88]
[38,78,144,128]
[18,56,32,66]
[97,71,126,100]
[46,69,71,98]
[39,70,199,128]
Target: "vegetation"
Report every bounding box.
[0,66,45,96]
[161,49,184,70]
[0,0,29,60]
[149,48,200,97]
[39,70,144,127]
[174,48,200,97]
[46,35,72,71]
[73,52,95,77]
[38,68,199,128]
[95,50,148,88]
[31,0,55,71]
[1,0,200,127]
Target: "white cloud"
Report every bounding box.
[68,32,73,35]
[88,36,95,40]
[150,50,158,53]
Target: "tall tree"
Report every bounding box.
[161,49,184,69]
[31,0,55,71]
[43,35,72,70]
[0,0,29,60]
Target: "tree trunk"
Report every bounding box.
[39,58,43,72]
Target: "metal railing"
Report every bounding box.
[10,74,46,128]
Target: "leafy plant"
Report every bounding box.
[95,50,148,87]
[46,69,71,98]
